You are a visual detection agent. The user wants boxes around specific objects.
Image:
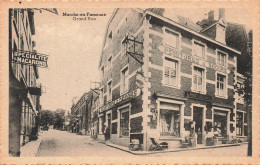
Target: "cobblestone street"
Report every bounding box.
[29,129,249,157]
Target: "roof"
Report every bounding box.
[145,10,241,54]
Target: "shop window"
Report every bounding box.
[194,42,205,58]
[164,58,178,87]
[120,107,129,137]
[193,67,204,92]
[107,81,112,101]
[216,74,226,97]
[121,67,129,94]
[160,110,180,137]
[236,112,243,136]
[164,29,179,49]
[213,110,227,137]
[217,51,226,66]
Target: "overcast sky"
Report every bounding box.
[33,8,253,112]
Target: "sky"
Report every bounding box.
[33,8,253,111]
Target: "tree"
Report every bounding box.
[234,29,252,156]
[39,110,54,126]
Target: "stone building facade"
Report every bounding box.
[97,8,245,151]
[9,9,41,156]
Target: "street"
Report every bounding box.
[36,129,134,157]
[36,129,248,157]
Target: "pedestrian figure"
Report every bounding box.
[189,121,197,147]
[103,124,110,141]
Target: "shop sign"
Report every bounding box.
[12,50,48,68]
[99,88,141,113]
[185,91,211,102]
[163,46,228,74]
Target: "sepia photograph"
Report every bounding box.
[1,1,259,164]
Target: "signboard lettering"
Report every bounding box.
[12,50,48,68]
[163,45,228,74]
[185,91,211,102]
[99,88,141,113]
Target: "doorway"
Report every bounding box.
[107,113,111,140]
[193,107,203,144]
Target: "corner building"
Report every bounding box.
[97,8,242,151]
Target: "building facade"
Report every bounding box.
[9,8,41,156]
[71,90,98,135]
[71,93,88,134]
[97,8,246,151]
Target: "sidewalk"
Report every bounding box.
[20,131,45,157]
[104,141,248,155]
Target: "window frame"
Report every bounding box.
[216,49,227,67]
[193,40,206,59]
[192,64,206,94]
[118,104,131,138]
[163,27,181,51]
[107,54,113,71]
[120,65,129,95]
[162,56,181,89]
[107,79,112,101]
[215,72,228,99]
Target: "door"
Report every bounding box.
[193,107,203,144]
[107,113,111,140]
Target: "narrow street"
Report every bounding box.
[36,129,134,157]
[35,129,248,157]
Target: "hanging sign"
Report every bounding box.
[12,50,48,68]
[185,91,211,102]
[99,88,141,113]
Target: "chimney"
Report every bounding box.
[208,10,214,20]
[219,8,225,19]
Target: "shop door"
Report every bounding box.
[193,107,203,144]
[107,113,111,140]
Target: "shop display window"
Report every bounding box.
[213,110,227,137]
[120,108,129,137]
[160,109,180,137]
[236,112,243,136]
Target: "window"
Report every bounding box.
[194,42,205,58]
[108,31,112,39]
[193,67,204,92]
[160,109,180,137]
[100,88,104,105]
[237,82,244,103]
[99,116,105,134]
[217,51,226,66]
[164,58,178,87]
[236,112,243,136]
[120,107,129,137]
[164,29,179,49]
[107,55,112,70]
[101,66,104,77]
[121,67,129,94]
[214,110,227,137]
[216,74,226,97]
[107,81,112,101]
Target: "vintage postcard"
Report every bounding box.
[0,0,259,164]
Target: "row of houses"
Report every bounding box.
[69,8,252,151]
